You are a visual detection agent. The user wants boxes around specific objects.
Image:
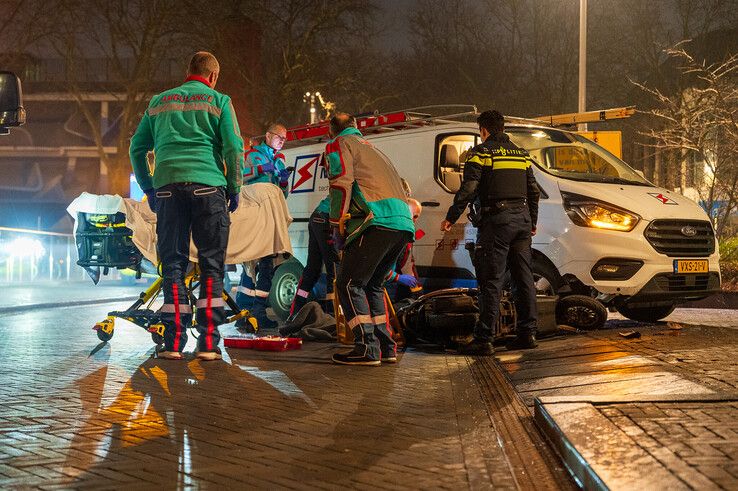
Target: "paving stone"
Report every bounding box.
[0,302,530,489]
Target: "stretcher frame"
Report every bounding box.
[92,263,258,344]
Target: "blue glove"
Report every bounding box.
[331,228,345,251]
[259,162,275,174]
[397,274,418,288]
[227,193,240,213]
[278,168,291,182]
[144,189,157,213]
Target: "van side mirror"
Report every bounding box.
[0,71,26,135]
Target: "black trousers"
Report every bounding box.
[336,226,413,360]
[290,210,339,315]
[156,183,229,352]
[474,206,537,341]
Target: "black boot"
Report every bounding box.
[506,333,538,350]
[251,297,278,331]
[235,317,257,334]
[459,338,495,356]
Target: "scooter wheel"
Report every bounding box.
[555,295,608,330]
[96,328,114,342]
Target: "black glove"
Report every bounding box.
[144,189,158,213]
[228,192,240,213]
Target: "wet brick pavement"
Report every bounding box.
[0,301,540,490]
[499,309,738,490]
[600,401,738,489]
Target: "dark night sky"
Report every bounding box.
[375,0,415,52]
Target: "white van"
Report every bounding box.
[267,112,721,322]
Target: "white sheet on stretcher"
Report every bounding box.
[66,183,292,265]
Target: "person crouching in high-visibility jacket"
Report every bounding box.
[327,113,415,366]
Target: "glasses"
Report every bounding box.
[268,132,287,143]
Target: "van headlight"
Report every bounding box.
[561,192,640,232]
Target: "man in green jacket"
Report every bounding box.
[129,51,244,361]
[327,113,414,366]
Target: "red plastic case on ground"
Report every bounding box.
[223,336,302,351]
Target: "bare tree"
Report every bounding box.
[634,45,738,237]
[46,0,193,195]
[404,0,581,117]
[0,0,53,69]
[201,0,377,129]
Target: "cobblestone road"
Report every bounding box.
[0,301,565,490]
[498,308,738,490]
[601,401,738,489]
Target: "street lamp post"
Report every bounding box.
[304,91,321,124]
[578,0,587,132]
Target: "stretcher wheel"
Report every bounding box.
[148,323,166,345]
[96,328,114,342]
[93,317,115,342]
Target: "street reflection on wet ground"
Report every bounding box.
[0,301,529,489]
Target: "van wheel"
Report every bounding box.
[615,302,676,323]
[533,257,560,296]
[269,259,304,321]
[556,295,608,330]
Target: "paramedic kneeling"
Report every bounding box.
[441,110,541,355]
[328,113,415,366]
[129,51,244,361]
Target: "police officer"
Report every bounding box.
[440,110,541,355]
[235,124,291,331]
[130,51,244,361]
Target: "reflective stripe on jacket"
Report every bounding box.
[130,76,244,194]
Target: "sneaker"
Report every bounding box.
[458,338,495,356]
[155,347,183,360]
[506,333,538,350]
[196,348,223,361]
[332,350,381,366]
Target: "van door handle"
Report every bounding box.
[421,201,440,207]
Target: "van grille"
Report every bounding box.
[653,273,718,292]
[644,220,715,257]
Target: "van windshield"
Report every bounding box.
[507,128,651,186]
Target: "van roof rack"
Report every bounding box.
[277,105,479,147]
[266,104,636,148]
[531,106,636,127]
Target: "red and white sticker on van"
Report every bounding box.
[648,192,678,205]
[290,154,322,193]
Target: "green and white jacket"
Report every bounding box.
[325,127,414,244]
[129,75,244,194]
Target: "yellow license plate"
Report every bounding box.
[673,259,709,273]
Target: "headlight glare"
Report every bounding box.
[562,192,640,232]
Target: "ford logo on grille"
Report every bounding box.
[681,226,697,237]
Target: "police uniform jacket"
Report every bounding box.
[445,132,540,226]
